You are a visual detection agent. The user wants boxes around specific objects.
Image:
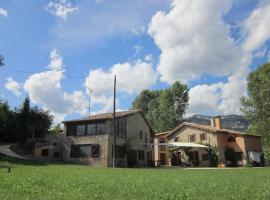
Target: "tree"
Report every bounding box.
[29,106,53,138]
[0,55,4,67]
[49,123,62,135]
[132,81,189,133]
[18,97,31,144]
[241,62,270,160]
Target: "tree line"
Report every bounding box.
[0,97,53,144]
[132,81,189,133]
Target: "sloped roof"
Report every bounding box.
[166,122,260,138]
[63,110,142,123]
[62,109,154,134]
[155,131,171,137]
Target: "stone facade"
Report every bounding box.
[34,110,154,167]
[155,119,262,167]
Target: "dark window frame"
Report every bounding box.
[70,144,100,158]
[138,150,145,161]
[189,134,196,142]
[202,154,209,161]
[116,119,127,138]
[227,136,236,143]
[41,149,49,157]
[200,133,207,141]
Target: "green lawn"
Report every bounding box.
[1,155,270,200]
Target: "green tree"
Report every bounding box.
[29,106,53,138]
[0,55,4,67]
[132,81,189,133]
[18,97,30,144]
[49,123,62,135]
[0,101,18,142]
[241,62,270,160]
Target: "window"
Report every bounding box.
[147,151,152,161]
[115,145,125,159]
[41,149,49,157]
[202,154,209,161]
[116,119,127,138]
[87,124,96,135]
[200,133,207,141]
[138,150,145,160]
[70,144,96,158]
[66,124,76,136]
[145,132,147,143]
[144,132,147,147]
[97,123,106,135]
[227,136,236,143]
[54,152,59,158]
[77,125,85,136]
[140,130,143,140]
[91,145,100,157]
[123,119,127,138]
[189,134,196,142]
[160,138,165,151]
[118,120,123,137]
[235,152,243,161]
[79,145,91,157]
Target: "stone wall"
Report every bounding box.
[107,112,153,167]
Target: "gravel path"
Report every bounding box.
[0,145,27,159]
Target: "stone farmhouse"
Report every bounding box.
[154,116,262,167]
[34,110,154,167]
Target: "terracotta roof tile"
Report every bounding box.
[166,122,260,138]
[63,109,142,123]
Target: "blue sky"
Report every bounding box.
[1,0,270,123]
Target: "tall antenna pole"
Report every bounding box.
[113,75,116,168]
[88,88,93,117]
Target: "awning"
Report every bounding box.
[168,142,208,148]
[151,142,208,148]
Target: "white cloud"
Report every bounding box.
[0,8,7,16]
[144,54,153,62]
[5,78,21,97]
[84,60,157,113]
[187,83,223,116]
[148,0,247,83]
[218,75,247,115]
[44,0,78,20]
[48,49,64,70]
[85,60,157,96]
[24,50,87,123]
[147,0,257,116]
[243,1,270,52]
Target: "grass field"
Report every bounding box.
[1,155,270,200]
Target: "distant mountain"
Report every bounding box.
[184,114,250,132]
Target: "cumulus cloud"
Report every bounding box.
[44,0,78,20]
[187,73,248,116]
[148,0,248,83]
[0,8,7,16]
[243,1,270,52]
[147,0,257,116]
[5,78,21,97]
[187,83,223,116]
[48,49,64,70]
[85,60,157,96]
[24,50,87,123]
[84,60,157,112]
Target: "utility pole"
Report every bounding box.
[88,88,93,117]
[112,75,116,168]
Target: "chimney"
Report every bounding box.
[211,116,222,130]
